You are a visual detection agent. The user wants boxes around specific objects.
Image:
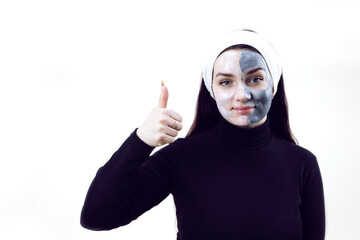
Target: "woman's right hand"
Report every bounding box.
[136,81,183,147]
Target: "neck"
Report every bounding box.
[213,117,272,150]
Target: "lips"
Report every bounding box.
[233,106,254,114]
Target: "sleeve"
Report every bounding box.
[80,128,174,231]
[299,157,326,240]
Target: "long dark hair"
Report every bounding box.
[185,74,298,145]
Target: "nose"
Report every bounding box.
[233,82,250,102]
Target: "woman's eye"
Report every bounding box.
[220,80,232,86]
[248,77,263,84]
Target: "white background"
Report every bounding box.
[1,0,359,239]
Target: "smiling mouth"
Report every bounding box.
[233,106,254,114]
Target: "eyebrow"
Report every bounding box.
[215,72,235,78]
[245,67,264,75]
[215,67,264,79]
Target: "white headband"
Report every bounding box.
[202,29,282,99]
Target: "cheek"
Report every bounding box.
[215,91,233,106]
[215,91,234,118]
[251,89,273,115]
[262,87,273,105]
[250,86,272,104]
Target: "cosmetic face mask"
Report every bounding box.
[202,29,282,99]
[238,50,273,124]
[213,49,273,126]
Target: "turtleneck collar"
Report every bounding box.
[213,116,272,150]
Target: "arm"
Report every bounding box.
[81,81,183,230]
[299,157,326,239]
[80,128,173,230]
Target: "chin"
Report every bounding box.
[230,116,249,127]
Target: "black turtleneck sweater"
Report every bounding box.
[80,118,326,240]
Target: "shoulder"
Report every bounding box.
[272,137,322,185]
[272,135,317,166]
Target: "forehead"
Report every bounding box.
[214,49,268,74]
[213,50,241,74]
[239,49,267,72]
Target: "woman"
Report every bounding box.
[80,29,326,240]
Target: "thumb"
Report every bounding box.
[158,80,168,108]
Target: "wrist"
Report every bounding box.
[136,128,154,148]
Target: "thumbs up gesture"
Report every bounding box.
[136,81,183,147]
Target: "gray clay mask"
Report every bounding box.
[239,50,273,124]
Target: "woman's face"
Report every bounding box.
[212,49,273,128]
